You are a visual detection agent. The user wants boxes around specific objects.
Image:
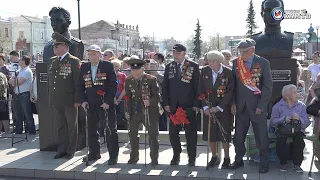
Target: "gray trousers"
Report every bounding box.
[233,105,269,168]
[129,113,159,162]
[54,105,78,155]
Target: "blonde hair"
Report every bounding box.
[111,59,122,67]
[206,50,224,63]
[221,50,232,56]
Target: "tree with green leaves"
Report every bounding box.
[246,0,258,38]
[193,19,202,58]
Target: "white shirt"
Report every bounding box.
[59,52,68,61]
[203,65,224,112]
[14,66,33,94]
[308,63,320,82]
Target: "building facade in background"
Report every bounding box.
[0,17,13,54]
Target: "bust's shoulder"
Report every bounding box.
[284,31,294,35]
[252,31,263,36]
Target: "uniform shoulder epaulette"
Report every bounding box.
[145,73,156,79]
[69,54,80,60]
[71,36,82,43]
[284,31,294,35]
[50,56,57,60]
[126,75,134,80]
[252,31,262,36]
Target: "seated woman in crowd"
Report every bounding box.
[270,84,311,173]
[199,50,234,169]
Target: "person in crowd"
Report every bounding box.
[296,61,306,102]
[221,50,233,68]
[230,39,273,173]
[0,54,10,133]
[76,44,118,165]
[124,56,162,165]
[111,59,127,130]
[9,51,20,77]
[9,55,36,135]
[145,59,167,131]
[153,53,165,75]
[307,51,320,83]
[103,49,115,61]
[270,84,311,173]
[162,44,200,166]
[121,57,131,77]
[199,50,234,169]
[47,33,81,159]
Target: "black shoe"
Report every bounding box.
[65,153,74,159]
[221,158,230,169]
[207,156,219,168]
[54,152,67,159]
[128,157,139,164]
[108,158,118,165]
[188,159,196,166]
[259,167,269,173]
[230,160,244,170]
[170,155,180,165]
[82,154,101,162]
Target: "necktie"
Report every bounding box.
[177,63,181,77]
[137,80,141,112]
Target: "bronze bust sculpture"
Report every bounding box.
[252,0,293,58]
[43,7,84,62]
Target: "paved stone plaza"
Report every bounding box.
[0,115,319,180]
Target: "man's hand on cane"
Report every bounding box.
[143,100,150,107]
[82,102,89,110]
[100,103,109,110]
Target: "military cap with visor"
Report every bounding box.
[126,55,146,69]
[172,44,187,52]
[52,32,72,45]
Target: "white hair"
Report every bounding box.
[206,50,224,63]
[281,84,297,97]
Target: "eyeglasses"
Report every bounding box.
[104,54,109,56]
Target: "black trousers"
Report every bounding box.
[87,105,119,158]
[276,132,305,166]
[169,110,197,159]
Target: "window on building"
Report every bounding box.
[41,32,44,39]
[5,28,9,37]
[19,31,24,39]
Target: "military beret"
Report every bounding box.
[52,32,72,45]
[86,44,101,53]
[126,55,146,69]
[172,44,187,52]
[236,38,256,51]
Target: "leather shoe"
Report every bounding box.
[188,159,196,166]
[54,152,67,159]
[65,153,74,159]
[128,157,139,164]
[82,154,101,162]
[170,155,180,165]
[108,158,118,165]
[221,158,230,169]
[151,160,158,166]
[259,167,269,173]
[207,156,219,168]
[230,160,244,170]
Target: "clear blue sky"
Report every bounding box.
[1,0,319,41]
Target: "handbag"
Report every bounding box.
[275,119,302,137]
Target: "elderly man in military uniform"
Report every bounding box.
[231,39,272,173]
[76,45,118,165]
[48,33,81,159]
[124,56,162,165]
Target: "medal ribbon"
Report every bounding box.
[237,57,261,95]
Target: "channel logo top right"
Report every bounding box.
[271,7,311,20]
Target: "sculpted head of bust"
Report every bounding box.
[261,0,284,28]
[49,7,71,35]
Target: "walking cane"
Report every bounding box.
[206,114,211,170]
[144,105,149,167]
[309,133,319,177]
[84,106,89,166]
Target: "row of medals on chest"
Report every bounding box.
[84,70,107,88]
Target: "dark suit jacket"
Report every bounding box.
[232,54,273,112]
[76,60,117,107]
[198,66,234,116]
[162,59,200,112]
[48,53,81,107]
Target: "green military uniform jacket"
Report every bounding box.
[124,73,163,117]
[48,53,81,107]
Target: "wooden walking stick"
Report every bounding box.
[84,107,89,166]
[206,114,211,170]
[309,133,319,177]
